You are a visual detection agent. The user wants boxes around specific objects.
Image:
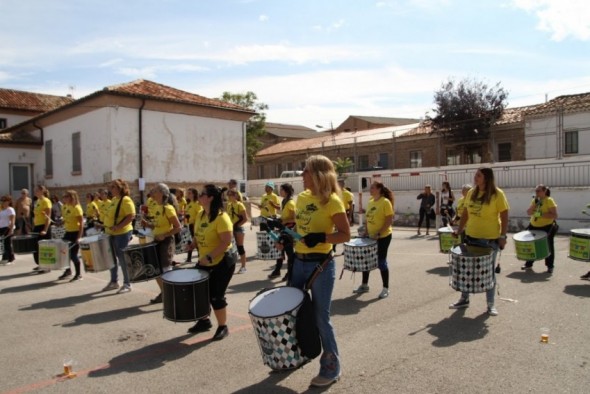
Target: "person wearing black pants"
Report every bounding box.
[353,181,394,299]
[521,185,558,273]
[32,185,52,272]
[58,190,84,281]
[0,195,16,264]
[417,185,435,235]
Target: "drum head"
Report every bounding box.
[161,268,208,284]
[451,244,492,257]
[344,238,377,247]
[13,234,38,241]
[80,234,103,244]
[513,230,546,242]
[571,228,590,238]
[249,287,304,318]
[438,227,453,234]
[125,243,155,251]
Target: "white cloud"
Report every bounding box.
[512,0,590,41]
[259,14,268,22]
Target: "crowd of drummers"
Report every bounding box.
[1,159,589,388]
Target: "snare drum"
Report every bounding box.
[50,225,66,240]
[513,230,550,261]
[256,232,282,260]
[38,239,70,270]
[438,227,459,253]
[343,238,378,272]
[11,234,39,254]
[79,234,116,273]
[175,226,192,255]
[449,245,495,293]
[249,287,309,370]
[161,269,210,322]
[568,228,590,262]
[123,243,161,282]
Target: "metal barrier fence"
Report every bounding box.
[248,157,590,196]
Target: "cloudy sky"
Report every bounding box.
[1,0,589,129]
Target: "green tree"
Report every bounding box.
[427,78,509,142]
[219,91,268,164]
[333,157,354,176]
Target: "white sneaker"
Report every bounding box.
[238,267,247,274]
[378,288,389,299]
[102,282,119,291]
[352,284,369,293]
[117,285,132,294]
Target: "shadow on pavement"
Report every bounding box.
[0,271,37,281]
[426,266,450,277]
[87,334,205,377]
[563,284,590,298]
[505,271,552,283]
[0,279,60,294]
[19,290,104,310]
[59,305,161,327]
[331,294,380,316]
[232,369,299,394]
[228,279,273,294]
[409,309,489,347]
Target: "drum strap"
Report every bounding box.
[303,254,333,291]
[114,197,124,226]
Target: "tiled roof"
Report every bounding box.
[257,123,420,156]
[345,115,420,125]
[0,88,74,112]
[523,92,590,116]
[104,79,252,113]
[265,122,319,139]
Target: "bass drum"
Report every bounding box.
[123,242,161,282]
[161,269,210,322]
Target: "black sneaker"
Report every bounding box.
[212,325,229,341]
[69,275,82,282]
[547,267,553,274]
[580,272,590,280]
[188,319,212,333]
[149,293,163,304]
[58,269,72,280]
[267,271,280,279]
[449,298,470,309]
[521,264,533,270]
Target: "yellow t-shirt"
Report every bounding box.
[177,197,187,213]
[85,201,99,219]
[186,200,203,225]
[97,198,111,222]
[34,196,52,226]
[464,188,510,239]
[63,204,84,232]
[194,211,233,266]
[529,196,557,228]
[280,199,296,224]
[260,192,280,218]
[146,197,158,218]
[151,204,177,236]
[366,197,394,238]
[227,201,246,225]
[295,190,345,254]
[340,189,354,211]
[103,196,136,235]
[456,196,466,217]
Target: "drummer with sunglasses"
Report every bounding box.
[291,155,350,387]
[521,185,558,273]
[187,185,236,340]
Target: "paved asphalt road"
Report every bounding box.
[1,225,588,394]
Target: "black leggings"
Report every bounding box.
[0,227,14,262]
[63,231,82,276]
[418,208,432,230]
[199,252,236,310]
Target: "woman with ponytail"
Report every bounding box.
[353,181,394,299]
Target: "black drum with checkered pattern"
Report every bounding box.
[175,226,192,255]
[249,287,310,370]
[256,232,282,260]
[343,237,378,272]
[449,245,495,293]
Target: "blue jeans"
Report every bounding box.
[461,236,499,305]
[110,231,132,285]
[291,257,340,379]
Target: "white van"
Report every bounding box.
[280,170,303,178]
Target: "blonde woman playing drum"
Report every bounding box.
[353,181,394,299]
[32,185,52,272]
[521,185,558,273]
[58,190,84,281]
[451,167,509,316]
[292,155,350,387]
